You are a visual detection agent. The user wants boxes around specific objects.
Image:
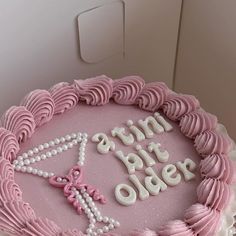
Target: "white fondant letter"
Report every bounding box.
[162,164,181,186]
[138,116,164,138]
[126,120,145,142]
[136,145,155,167]
[115,150,143,174]
[176,158,196,181]
[154,112,173,132]
[148,142,169,163]
[111,127,134,145]
[129,174,149,200]
[144,167,167,195]
[91,133,115,154]
[115,183,137,206]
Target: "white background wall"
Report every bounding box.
[175,0,236,139]
[0,0,181,112]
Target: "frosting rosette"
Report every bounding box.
[200,154,234,184]
[0,201,36,235]
[112,76,145,105]
[194,130,232,157]
[73,75,113,105]
[158,220,194,236]
[136,82,169,112]
[0,179,22,203]
[0,158,14,180]
[21,217,62,236]
[162,94,200,121]
[20,89,55,127]
[49,82,78,115]
[0,128,19,162]
[180,110,217,139]
[197,178,230,211]
[184,204,220,236]
[1,106,36,143]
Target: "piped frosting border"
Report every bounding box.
[0,75,235,236]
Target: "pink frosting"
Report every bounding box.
[21,217,62,236]
[0,179,22,203]
[0,128,19,162]
[184,204,220,236]
[1,106,36,143]
[197,178,230,211]
[136,82,169,112]
[200,154,234,184]
[20,89,55,127]
[73,75,113,105]
[0,158,15,180]
[180,110,217,139]
[158,220,194,236]
[0,201,36,235]
[49,82,78,115]
[162,94,200,121]
[194,130,232,157]
[112,76,145,105]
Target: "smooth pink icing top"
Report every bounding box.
[0,75,234,236]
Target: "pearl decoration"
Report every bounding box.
[13,132,120,234]
[13,132,88,178]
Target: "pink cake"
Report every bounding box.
[0,75,235,236]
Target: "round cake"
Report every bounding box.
[0,75,235,236]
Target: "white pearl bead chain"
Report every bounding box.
[13,132,88,178]
[75,187,120,236]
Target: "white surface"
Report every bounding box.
[0,0,182,114]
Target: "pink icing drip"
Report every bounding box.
[21,217,62,236]
[1,106,36,144]
[73,75,113,105]
[184,204,220,236]
[197,178,230,211]
[136,82,169,112]
[200,154,234,184]
[20,89,55,127]
[180,110,217,139]
[112,76,145,105]
[49,82,79,115]
[194,130,232,157]
[162,94,200,121]
[158,220,194,236]
[0,128,19,162]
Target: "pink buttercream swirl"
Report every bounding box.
[162,94,200,121]
[0,128,19,162]
[136,82,169,112]
[197,178,230,211]
[200,154,234,184]
[1,106,36,143]
[180,110,217,139]
[0,158,15,180]
[20,89,55,127]
[49,82,79,115]
[184,203,220,236]
[194,130,232,157]
[0,201,36,235]
[112,76,145,105]
[73,75,113,105]
[21,217,62,236]
[158,220,194,236]
[0,179,22,203]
